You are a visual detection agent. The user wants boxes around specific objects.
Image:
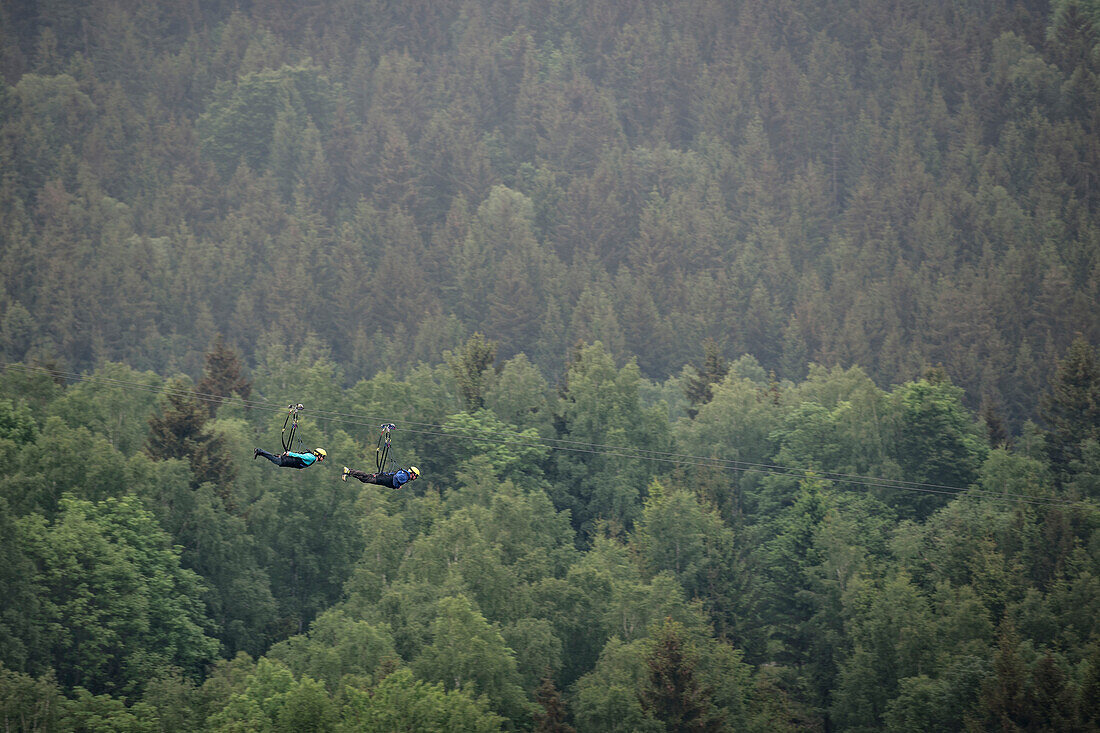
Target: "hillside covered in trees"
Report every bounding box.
[1,0,1100,730]
[0,0,1098,426]
[1,335,1099,731]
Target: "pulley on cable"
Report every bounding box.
[375,423,397,473]
[282,403,306,454]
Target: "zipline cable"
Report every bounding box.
[0,361,1072,507]
[1,361,1082,508]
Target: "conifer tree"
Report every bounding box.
[534,673,575,733]
[685,338,728,419]
[196,334,251,417]
[1046,0,1100,73]
[446,333,498,411]
[1078,644,1100,729]
[1041,336,1100,483]
[640,620,725,732]
[145,379,235,494]
[981,397,1011,448]
[1025,653,1074,732]
[968,623,1028,732]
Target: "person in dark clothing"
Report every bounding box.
[342,464,420,489]
[255,447,327,468]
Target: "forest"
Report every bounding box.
[0,0,1099,730]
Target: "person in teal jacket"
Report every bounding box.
[342,464,419,489]
[254,446,327,469]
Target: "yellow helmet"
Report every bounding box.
[409,466,420,478]
[314,448,327,458]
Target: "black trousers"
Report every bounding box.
[347,469,398,488]
[257,449,308,468]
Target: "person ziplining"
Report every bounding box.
[254,403,328,469]
[342,423,421,489]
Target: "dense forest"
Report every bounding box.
[0,0,1098,426]
[1,0,1099,730]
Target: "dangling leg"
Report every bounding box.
[346,468,378,484]
[255,448,286,466]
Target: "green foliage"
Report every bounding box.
[9,73,94,183]
[0,367,62,424]
[0,340,1095,730]
[678,374,784,514]
[26,495,219,694]
[446,333,499,412]
[2,417,130,516]
[0,303,37,363]
[640,619,726,732]
[48,363,160,456]
[0,398,36,445]
[0,665,64,733]
[776,364,893,478]
[1041,336,1100,484]
[343,503,410,606]
[128,444,277,658]
[685,338,729,418]
[340,667,505,732]
[145,377,235,490]
[250,339,345,425]
[1047,0,1100,71]
[206,657,337,732]
[198,64,339,178]
[439,411,549,487]
[483,353,554,436]
[0,0,1096,437]
[573,615,751,733]
[3,5,1100,728]
[554,342,670,536]
[400,505,520,623]
[62,687,159,732]
[964,624,1077,732]
[883,675,958,733]
[887,378,989,518]
[140,670,204,733]
[248,452,366,635]
[411,594,532,721]
[0,497,43,673]
[196,334,252,416]
[633,481,735,604]
[503,617,564,691]
[266,608,397,691]
[572,637,661,733]
[831,572,937,729]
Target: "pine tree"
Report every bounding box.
[145,379,235,496]
[685,338,728,418]
[534,673,575,733]
[981,397,1011,448]
[968,623,1028,732]
[640,620,725,732]
[1078,644,1100,729]
[1024,653,1074,732]
[780,314,809,382]
[196,334,251,417]
[446,333,498,411]
[1046,0,1100,74]
[1041,336,1100,483]
[486,252,541,358]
